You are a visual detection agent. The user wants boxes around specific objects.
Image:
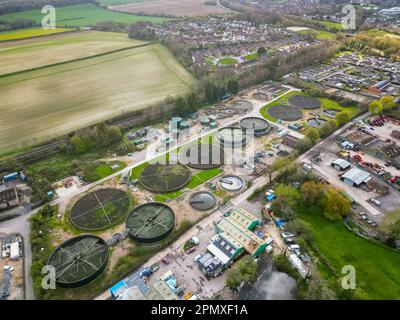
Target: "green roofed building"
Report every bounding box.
[229,208,260,231]
[216,208,266,257]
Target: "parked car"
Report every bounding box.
[187,247,196,254]
[281,232,295,239]
[288,244,300,251]
[194,254,202,262]
[370,198,381,206]
[284,237,295,245]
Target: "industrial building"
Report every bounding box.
[215,208,268,257]
[340,168,372,187]
[112,269,179,300]
[331,159,351,171]
[198,253,224,278]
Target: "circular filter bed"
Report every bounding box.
[240,117,270,136]
[288,95,321,109]
[70,188,131,231]
[307,117,327,128]
[219,175,244,192]
[268,105,303,121]
[217,127,247,148]
[140,163,191,193]
[180,144,224,169]
[126,202,175,243]
[47,235,109,288]
[189,191,217,211]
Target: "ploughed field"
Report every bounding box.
[110,0,228,17]
[0,31,146,76]
[0,41,195,153]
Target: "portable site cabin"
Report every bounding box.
[10,242,20,260]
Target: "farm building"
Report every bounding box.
[340,168,372,187]
[216,209,267,257]
[331,159,352,171]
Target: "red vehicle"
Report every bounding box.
[186,247,196,254]
[162,254,172,264]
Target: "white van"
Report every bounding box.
[190,236,200,245]
[288,244,300,251]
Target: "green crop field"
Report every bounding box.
[0,31,146,75]
[0,3,171,27]
[0,43,195,153]
[0,27,73,42]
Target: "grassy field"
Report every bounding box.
[244,52,259,61]
[0,31,146,75]
[95,161,126,179]
[297,203,400,299]
[218,57,238,65]
[297,28,336,40]
[0,43,195,153]
[0,3,170,27]
[316,20,343,31]
[0,27,73,42]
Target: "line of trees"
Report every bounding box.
[0,0,94,15]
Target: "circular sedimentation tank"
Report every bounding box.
[126,202,175,244]
[70,188,131,231]
[240,117,271,136]
[217,127,247,148]
[219,175,244,192]
[307,117,327,128]
[267,105,303,122]
[180,144,224,169]
[139,163,191,193]
[288,95,321,109]
[47,235,109,288]
[189,191,217,211]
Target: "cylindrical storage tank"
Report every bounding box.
[47,235,109,288]
[217,127,247,148]
[240,117,270,136]
[126,202,175,244]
